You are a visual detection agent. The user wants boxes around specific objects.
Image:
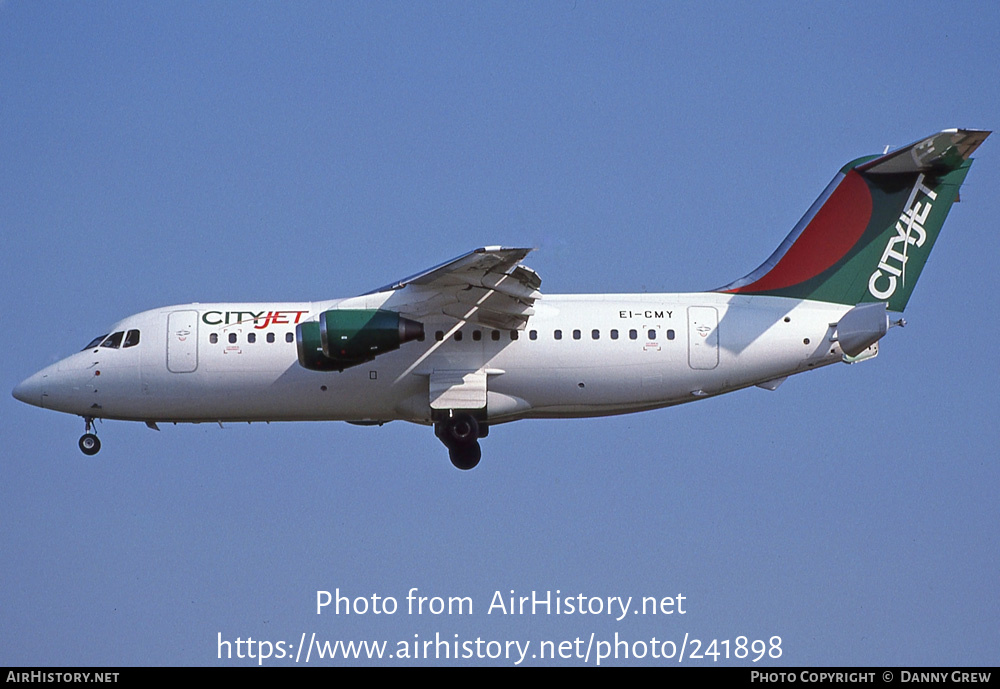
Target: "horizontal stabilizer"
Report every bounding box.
[856,129,990,175]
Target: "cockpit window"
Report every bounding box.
[123,329,140,348]
[83,334,109,351]
[100,331,125,349]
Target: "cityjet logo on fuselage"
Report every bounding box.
[201,310,309,329]
[868,174,937,300]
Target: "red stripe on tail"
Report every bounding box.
[728,171,872,293]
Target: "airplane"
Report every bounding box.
[12,128,990,470]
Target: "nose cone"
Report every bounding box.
[12,371,45,408]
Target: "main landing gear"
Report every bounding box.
[79,417,101,456]
[435,412,487,470]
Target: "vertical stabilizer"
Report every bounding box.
[718,129,989,311]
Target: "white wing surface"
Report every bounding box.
[367,246,542,330]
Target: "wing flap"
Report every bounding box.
[457,272,542,302]
[370,246,541,329]
[441,301,533,331]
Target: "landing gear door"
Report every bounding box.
[687,306,719,370]
[167,310,199,373]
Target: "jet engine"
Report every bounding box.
[296,309,424,371]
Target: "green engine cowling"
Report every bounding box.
[296,309,424,372]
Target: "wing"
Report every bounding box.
[367,246,542,330]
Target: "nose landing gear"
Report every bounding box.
[79,417,101,456]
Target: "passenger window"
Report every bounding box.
[529,330,537,340]
[472,330,482,341]
[554,329,562,340]
[455,331,463,342]
[83,334,109,351]
[667,329,675,340]
[123,330,140,348]
[611,329,619,340]
[435,330,444,341]
[247,333,256,344]
[267,332,275,344]
[592,329,599,340]
[210,333,218,344]
[510,330,519,340]
[285,332,294,343]
[629,329,638,340]
[648,329,657,340]
[229,333,237,344]
[101,331,124,349]
[573,329,581,340]
[491,330,500,341]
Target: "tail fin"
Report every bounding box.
[717,129,990,311]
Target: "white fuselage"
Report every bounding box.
[16,292,855,426]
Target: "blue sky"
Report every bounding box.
[3,1,998,666]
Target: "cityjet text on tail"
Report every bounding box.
[13,129,989,469]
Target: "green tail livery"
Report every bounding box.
[719,129,990,312]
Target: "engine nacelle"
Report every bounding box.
[296,309,424,372]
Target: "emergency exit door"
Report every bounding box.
[687,306,719,370]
